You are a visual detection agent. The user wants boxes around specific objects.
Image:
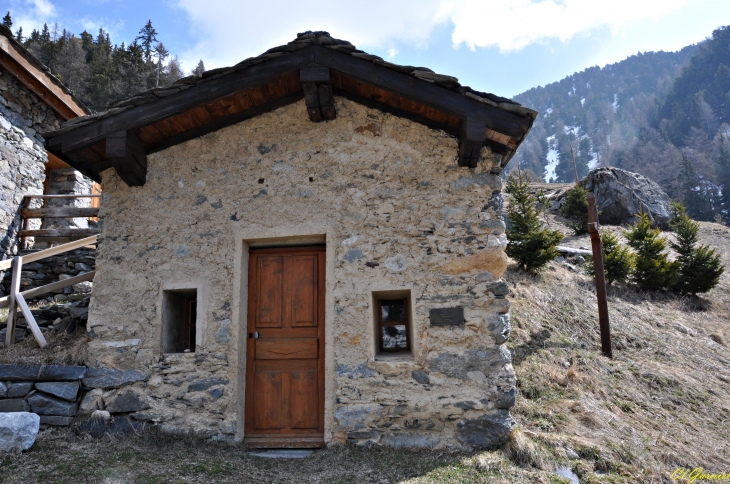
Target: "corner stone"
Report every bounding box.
[456,409,516,450]
[0,412,40,453]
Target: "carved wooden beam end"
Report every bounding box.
[458,118,486,168]
[300,65,336,122]
[105,130,147,186]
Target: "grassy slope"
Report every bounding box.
[1,215,728,483]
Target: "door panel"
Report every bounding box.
[257,257,284,328]
[292,255,317,327]
[253,372,282,430]
[245,246,325,448]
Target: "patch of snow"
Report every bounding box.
[572,85,576,95]
[544,107,553,118]
[564,125,580,136]
[580,97,585,107]
[586,81,590,89]
[544,135,559,182]
[588,152,599,170]
[612,94,619,113]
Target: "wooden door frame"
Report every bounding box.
[243,245,326,448]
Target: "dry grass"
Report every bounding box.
[0,327,89,365]
[507,219,730,482]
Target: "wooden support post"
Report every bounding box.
[16,293,47,348]
[4,256,22,347]
[587,192,612,358]
[106,130,147,187]
[459,117,486,168]
[20,196,33,250]
[300,65,336,122]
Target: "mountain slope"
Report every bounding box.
[513,46,697,183]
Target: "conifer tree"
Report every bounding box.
[505,172,563,272]
[135,20,158,63]
[587,230,634,285]
[3,11,12,29]
[15,26,23,43]
[559,184,589,235]
[625,210,677,291]
[193,59,205,77]
[669,202,725,295]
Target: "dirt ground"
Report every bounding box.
[1,207,729,483]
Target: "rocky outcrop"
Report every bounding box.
[579,167,673,228]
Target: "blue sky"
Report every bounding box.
[6,0,730,98]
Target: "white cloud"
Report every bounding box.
[173,0,689,69]
[7,0,58,34]
[447,0,688,52]
[172,0,450,69]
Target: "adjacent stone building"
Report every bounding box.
[44,32,537,449]
[0,25,91,267]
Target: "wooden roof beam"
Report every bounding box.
[459,117,486,168]
[300,65,336,122]
[106,131,147,186]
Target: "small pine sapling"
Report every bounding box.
[505,172,563,272]
[669,202,725,295]
[625,210,677,291]
[587,230,635,285]
[559,184,589,235]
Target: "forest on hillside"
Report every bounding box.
[513,26,730,224]
[2,12,202,112]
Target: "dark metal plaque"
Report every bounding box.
[429,307,464,326]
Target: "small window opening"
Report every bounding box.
[162,289,197,353]
[373,291,412,354]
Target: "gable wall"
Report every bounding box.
[88,97,516,448]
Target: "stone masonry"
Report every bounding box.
[86,97,516,449]
[0,69,56,261]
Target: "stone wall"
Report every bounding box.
[0,69,57,261]
[87,97,515,448]
[0,68,95,266]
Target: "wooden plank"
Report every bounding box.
[254,359,318,372]
[21,207,100,219]
[45,48,316,153]
[145,91,303,155]
[292,255,317,327]
[255,339,318,360]
[257,256,284,328]
[459,117,486,168]
[244,435,325,449]
[0,271,95,309]
[23,194,101,199]
[16,293,47,348]
[22,236,98,264]
[253,372,282,430]
[4,256,22,347]
[315,45,528,137]
[289,370,318,429]
[18,228,99,238]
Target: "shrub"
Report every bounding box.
[587,230,635,285]
[559,184,589,235]
[625,211,677,291]
[505,172,563,272]
[669,202,725,295]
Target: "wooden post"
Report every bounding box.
[4,256,22,347]
[20,196,32,250]
[587,193,612,358]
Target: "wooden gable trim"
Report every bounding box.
[45,44,533,186]
[47,48,317,155]
[0,37,88,120]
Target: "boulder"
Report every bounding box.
[0,412,40,453]
[79,388,104,413]
[579,167,672,228]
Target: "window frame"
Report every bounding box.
[377,297,411,353]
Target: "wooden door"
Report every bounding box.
[244,246,325,448]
